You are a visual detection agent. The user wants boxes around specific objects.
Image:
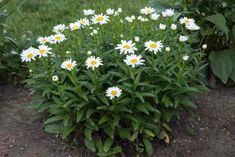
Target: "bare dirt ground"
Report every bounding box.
[0,84,235,157]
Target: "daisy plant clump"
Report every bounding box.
[22,7,207,156]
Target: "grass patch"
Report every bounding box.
[6,0,148,38]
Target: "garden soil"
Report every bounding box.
[0,84,235,157]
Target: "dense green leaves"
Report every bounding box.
[206,13,229,39]
[143,138,153,157]
[24,4,207,157]
[209,50,235,83]
[85,138,96,152]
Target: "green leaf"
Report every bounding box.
[104,127,115,139]
[44,116,64,125]
[209,50,233,83]
[85,138,96,152]
[97,146,122,156]
[76,109,84,122]
[119,128,131,140]
[143,138,153,157]
[99,114,110,125]
[136,104,149,115]
[103,138,113,152]
[206,13,229,39]
[44,124,62,134]
[163,110,180,122]
[85,128,93,140]
[130,131,138,142]
[144,129,155,137]
[136,92,145,103]
[86,108,96,118]
[94,135,103,151]
[162,123,172,132]
[62,125,75,139]
[112,146,122,155]
[180,98,197,109]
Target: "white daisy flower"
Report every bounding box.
[83,9,95,16]
[60,59,77,71]
[85,56,103,70]
[170,24,177,30]
[179,17,195,25]
[185,22,200,31]
[124,54,145,68]
[37,36,49,45]
[145,40,163,54]
[37,45,52,58]
[125,16,135,22]
[106,8,115,15]
[202,44,207,49]
[79,18,90,26]
[162,9,174,17]
[114,11,120,16]
[159,23,166,30]
[117,8,122,13]
[137,16,143,20]
[50,33,66,44]
[92,14,109,25]
[134,36,140,42]
[52,75,59,81]
[66,51,71,54]
[165,47,170,52]
[52,24,66,33]
[87,51,92,55]
[20,47,38,62]
[69,21,81,31]
[137,16,149,22]
[140,7,155,15]
[106,87,122,99]
[151,13,160,20]
[179,35,189,42]
[183,55,189,61]
[93,29,98,34]
[115,40,137,54]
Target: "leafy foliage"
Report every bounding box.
[0,0,32,83]
[23,6,207,156]
[150,0,235,84]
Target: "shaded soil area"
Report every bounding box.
[0,84,235,157]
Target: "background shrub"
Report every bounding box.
[150,0,235,84]
[0,0,33,83]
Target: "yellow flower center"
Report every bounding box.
[90,60,97,65]
[73,26,79,30]
[184,19,190,23]
[147,9,151,13]
[66,63,72,69]
[111,90,117,96]
[96,16,104,22]
[55,36,62,41]
[130,59,138,64]
[80,20,86,24]
[42,38,47,43]
[39,49,46,54]
[123,44,131,49]
[27,53,33,59]
[150,43,158,48]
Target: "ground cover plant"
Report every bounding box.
[20,6,208,156]
[150,0,235,84]
[0,0,29,83]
